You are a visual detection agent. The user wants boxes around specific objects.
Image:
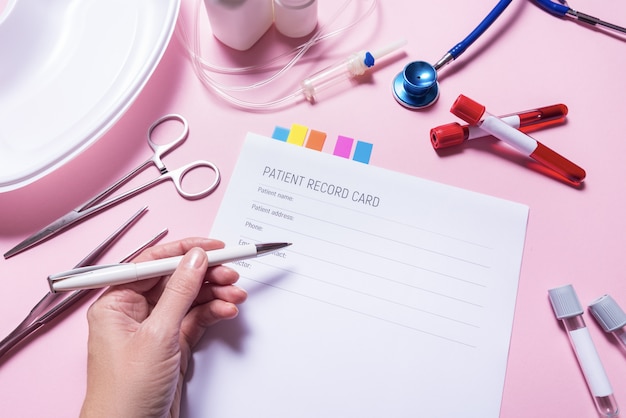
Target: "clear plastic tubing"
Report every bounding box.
[589,294,626,352]
[301,39,407,102]
[548,284,619,417]
[273,0,318,38]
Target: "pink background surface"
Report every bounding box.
[1,1,626,416]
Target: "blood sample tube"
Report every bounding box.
[430,104,568,149]
[548,284,619,417]
[450,95,585,184]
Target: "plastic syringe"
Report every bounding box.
[301,39,407,103]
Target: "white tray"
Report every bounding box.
[0,0,180,192]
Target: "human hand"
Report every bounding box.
[79,237,247,418]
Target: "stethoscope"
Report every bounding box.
[393,0,626,110]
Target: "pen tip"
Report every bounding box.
[255,242,291,254]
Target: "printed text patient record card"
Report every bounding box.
[183,133,529,418]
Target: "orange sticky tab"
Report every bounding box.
[305,129,327,151]
[286,124,308,146]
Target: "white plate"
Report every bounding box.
[0,0,180,192]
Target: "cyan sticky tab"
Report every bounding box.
[286,124,308,146]
[272,126,290,141]
[333,135,354,158]
[353,141,373,164]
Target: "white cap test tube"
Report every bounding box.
[548,284,619,417]
[589,294,626,352]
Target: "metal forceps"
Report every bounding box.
[4,114,220,259]
[0,207,167,359]
[534,0,626,35]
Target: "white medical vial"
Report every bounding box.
[204,0,274,51]
[589,294,626,352]
[548,285,620,418]
[273,0,318,38]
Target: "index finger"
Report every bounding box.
[147,247,208,334]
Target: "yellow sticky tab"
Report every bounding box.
[286,124,308,146]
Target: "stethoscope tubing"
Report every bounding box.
[393,0,626,110]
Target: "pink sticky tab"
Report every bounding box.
[333,136,354,158]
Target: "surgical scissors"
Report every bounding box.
[4,114,220,259]
[0,206,168,359]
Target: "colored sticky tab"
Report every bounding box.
[333,135,354,158]
[272,126,290,141]
[305,129,327,151]
[286,124,308,146]
[353,141,373,164]
[273,126,373,162]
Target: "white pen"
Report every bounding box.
[548,284,619,418]
[48,242,291,293]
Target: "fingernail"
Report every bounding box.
[185,248,206,269]
[225,303,239,319]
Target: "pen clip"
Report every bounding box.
[47,264,129,286]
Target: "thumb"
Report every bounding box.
[148,247,208,333]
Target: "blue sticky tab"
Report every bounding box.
[353,141,373,164]
[272,126,290,141]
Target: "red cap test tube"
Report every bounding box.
[450,95,585,184]
[430,104,568,149]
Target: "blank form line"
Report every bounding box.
[240,270,478,348]
[259,259,480,328]
[251,198,491,268]
[288,248,485,307]
[257,182,493,249]
[248,217,488,288]
[239,233,483,312]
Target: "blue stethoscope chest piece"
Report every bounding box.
[393,61,440,109]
